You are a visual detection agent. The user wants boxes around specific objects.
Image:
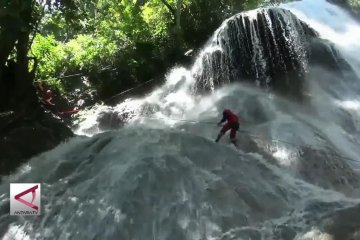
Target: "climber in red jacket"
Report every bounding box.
[43,89,55,106]
[215,109,240,146]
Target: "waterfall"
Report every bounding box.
[1,1,360,239]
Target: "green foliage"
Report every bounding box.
[29,0,274,99]
[32,34,65,78]
[65,35,102,69]
[348,0,360,13]
[32,34,70,93]
[142,1,168,39]
[0,0,80,82]
[43,77,66,93]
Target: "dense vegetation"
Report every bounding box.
[1,0,279,107]
[1,0,358,110]
[34,0,280,100]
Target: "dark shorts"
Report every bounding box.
[221,121,239,139]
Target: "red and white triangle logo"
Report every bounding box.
[14,185,39,211]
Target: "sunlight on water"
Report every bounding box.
[298,228,334,240]
[2,225,30,240]
[335,99,360,111]
[282,0,360,48]
[271,146,298,167]
[242,8,261,20]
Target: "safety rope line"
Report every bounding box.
[138,116,360,163]
[35,73,161,111]
[103,78,159,103]
[34,66,117,82]
[34,70,359,163]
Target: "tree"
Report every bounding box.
[0,0,80,111]
[15,0,279,103]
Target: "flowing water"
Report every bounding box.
[1,0,360,239]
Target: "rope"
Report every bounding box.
[139,116,360,163]
[34,70,162,110]
[34,66,118,82]
[103,78,160,103]
[58,67,118,79]
[33,69,359,164]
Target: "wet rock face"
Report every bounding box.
[0,59,74,175]
[291,203,360,240]
[0,110,73,175]
[308,38,357,81]
[297,147,360,197]
[193,8,359,100]
[193,8,316,99]
[97,111,125,130]
[319,204,360,240]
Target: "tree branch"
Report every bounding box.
[159,0,176,21]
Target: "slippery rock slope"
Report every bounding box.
[193,8,358,100]
[0,128,358,240]
[0,109,73,175]
[0,61,73,175]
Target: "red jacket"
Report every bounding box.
[220,109,239,123]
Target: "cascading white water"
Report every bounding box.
[1,0,360,239]
[281,0,360,165]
